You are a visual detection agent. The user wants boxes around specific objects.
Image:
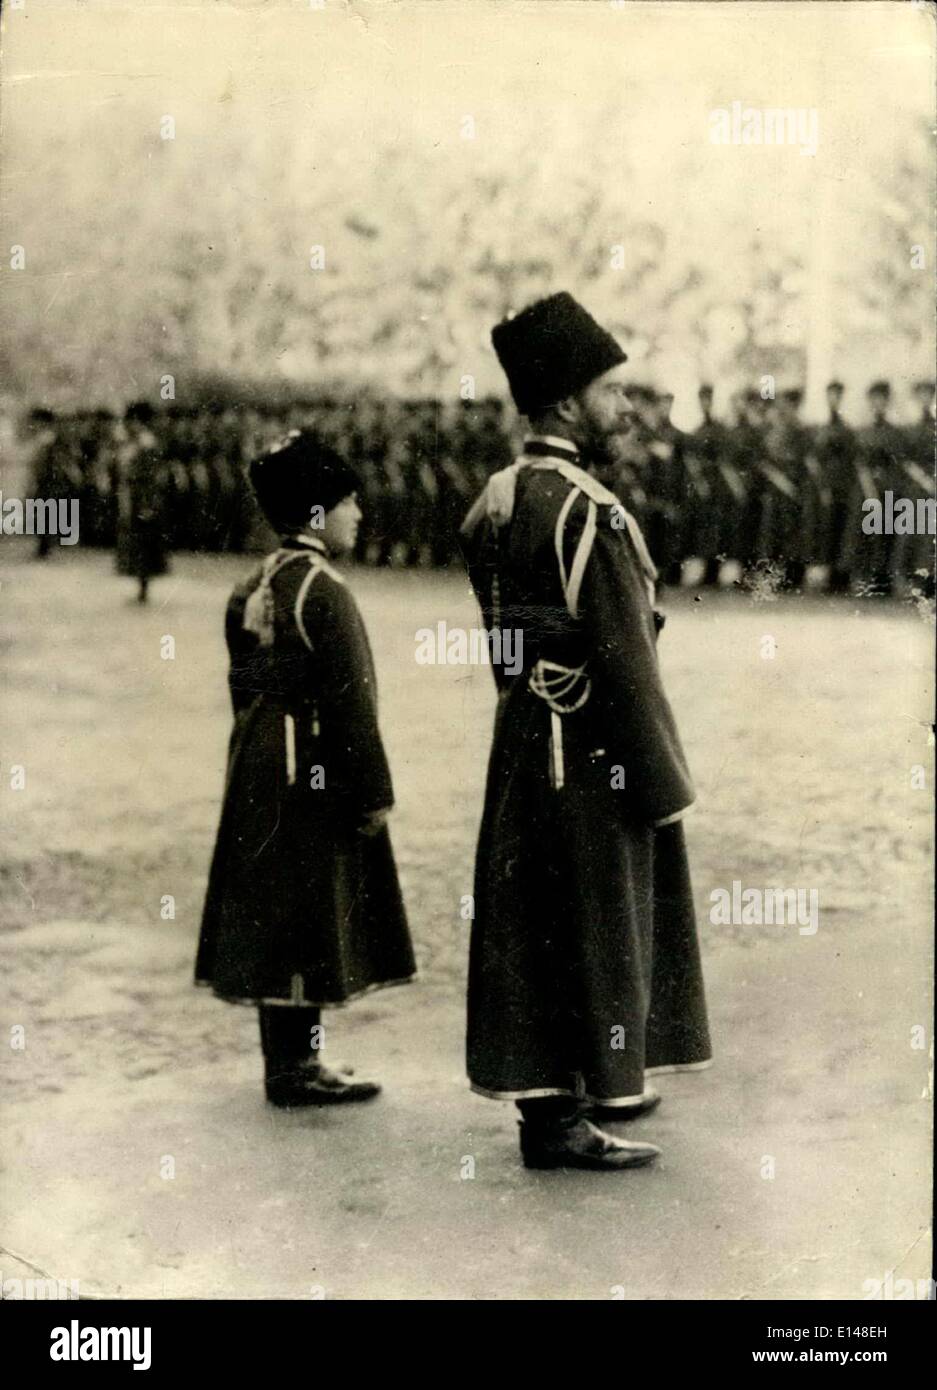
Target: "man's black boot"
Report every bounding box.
[516,1096,660,1170]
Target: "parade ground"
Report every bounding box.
[1,547,933,1300]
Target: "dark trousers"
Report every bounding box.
[516,1096,581,1131]
[258,1005,321,1077]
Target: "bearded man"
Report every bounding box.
[460,293,712,1170]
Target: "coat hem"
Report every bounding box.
[653,802,696,827]
[195,973,416,1009]
[470,1058,713,1103]
[645,1058,713,1076]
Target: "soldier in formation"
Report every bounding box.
[23,380,934,595]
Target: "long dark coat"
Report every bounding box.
[196,535,415,1007]
[685,416,729,562]
[460,442,712,1105]
[851,418,913,587]
[758,419,811,566]
[115,433,171,579]
[811,413,860,572]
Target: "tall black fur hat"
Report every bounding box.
[249,428,361,533]
[491,292,627,417]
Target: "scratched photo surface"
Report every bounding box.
[0,0,933,1302]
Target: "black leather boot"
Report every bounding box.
[517,1096,660,1170]
[259,1005,381,1108]
[520,1117,661,1170]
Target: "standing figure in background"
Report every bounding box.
[684,385,726,584]
[721,390,761,575]
[28,408,61,559]
[855,381,906,596]
[81,409,118,548]
[811,381,859,593]
[115,401,171,604]
[763,388,811,588]
[643,390,687,587]
[898,379,936,597]
[435,403,475,568]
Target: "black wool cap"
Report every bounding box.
[249,429,361,533]
[491,292,627,418]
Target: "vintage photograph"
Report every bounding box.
[1,0,934,1309]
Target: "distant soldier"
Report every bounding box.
[469,398,515,498]
[435,402,475,568]
[855,381,906,595]
[762,388,811,586]
[81,409,118,547]
[684,385,727,583]
[28,408,61,559]
[643,390,688,585]
[402,399,440,567]
[810,382,859,593]
[348,397,386,564]
[380,429,411,567]
[721,390,761,571]
[115,401,171,603]
[898,379,936,596]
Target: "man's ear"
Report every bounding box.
[554,395,580,426]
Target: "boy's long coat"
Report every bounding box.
[196,535,415,1007]
[460,438,711,1104]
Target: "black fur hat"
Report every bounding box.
[491,292,627,417]
[249,429,361,533]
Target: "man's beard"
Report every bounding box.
[583,420,637,470]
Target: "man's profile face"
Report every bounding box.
[826,387,843,413]
[573,363,635,462]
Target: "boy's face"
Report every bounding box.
[321,493,362,555]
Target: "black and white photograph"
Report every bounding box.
[1,0,934,1319]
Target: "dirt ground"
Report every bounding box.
[1,545,933,1299]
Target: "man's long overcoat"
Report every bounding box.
[461,440,712,1104]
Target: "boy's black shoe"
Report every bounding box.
[266,1061,381,1108]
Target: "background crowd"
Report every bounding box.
[22,378,935,598]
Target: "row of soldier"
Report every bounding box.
[23,379,936,596]
[597,378,936,596]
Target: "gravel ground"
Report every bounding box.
[1,545,933,1299]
